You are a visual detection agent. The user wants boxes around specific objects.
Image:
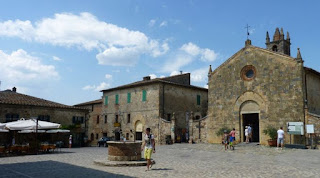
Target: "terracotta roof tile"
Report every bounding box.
[0,90,85,110]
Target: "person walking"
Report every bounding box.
[141,128,155,171]
[69,135,72,148]
[229,128,236,150]
[277,127,285,150]
[222,130,229,150]
[248,125,252,142]
[245,126,249,143]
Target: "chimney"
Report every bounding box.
[12,87,17,92]
[143,76,151,81]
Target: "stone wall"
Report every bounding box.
[306,71,320,115]
[160,83,208,142]
[190,117,208,143]
[102,83,161,144]
[207,46,305,145]
[161,73,190,85]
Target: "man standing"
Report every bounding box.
[141,128,155,171]
[277,127,285,149]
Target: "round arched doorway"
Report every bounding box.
[135,121,143,141]
[240,100,260,143]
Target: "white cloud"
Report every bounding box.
[148,19,156,27]
[191,67,208,83]
[149,74,157,79]
[82,82,111,92]
[162,54,193,73]
[0,49,59,84]
[159,21,167,27]
[170,71,182,76]
[95,82,110,91]
[180,42,217,62]
[82,85,96,90]
[204,84,208,89]
[52,56,62,61]
[105,74,112,79]
[180,42,200,56]
[0,12,169,66]
[161,42,217,73]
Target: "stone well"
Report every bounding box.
[107,141,142,161]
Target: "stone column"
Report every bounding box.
[171,113,176,143]
[189,112,194,144]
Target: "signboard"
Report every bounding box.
[287,122,304,135]
[306,124,314,134]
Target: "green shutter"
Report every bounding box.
[127,93,131,103]
[104,96,108,105]
[142,90,146,101]
[197,95,201,105]
[115,94,119,104]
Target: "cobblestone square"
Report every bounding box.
[0,143,319,178]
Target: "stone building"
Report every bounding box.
[100,73,208,144]
[0,88,88,147]
[74,99,104,146]
[204,27,320,146]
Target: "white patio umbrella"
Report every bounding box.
[46,129,70,133]
[18,130,46,133]
[5,118,61,130]
[0,123,5,129]
[0,129,9,133]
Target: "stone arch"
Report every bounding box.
[233,91,268,143]
[135,120,143,141]
[240,100,259,114]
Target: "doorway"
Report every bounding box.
[135,132,142,140]
[242,113,259,142]
[115,132,120,141]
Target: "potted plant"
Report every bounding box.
[263,125,277,146]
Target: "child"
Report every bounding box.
[222,130,229,150]
[229,128,236,150]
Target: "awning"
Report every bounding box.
[5,118,61,130]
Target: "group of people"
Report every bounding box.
[222,128,236,150]
[141,126,286,171]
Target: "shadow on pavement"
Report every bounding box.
[151,168,173,171]
[0,160,132,178]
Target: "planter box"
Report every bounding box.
[267,139,277,147]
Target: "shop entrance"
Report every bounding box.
[242,113,259,142]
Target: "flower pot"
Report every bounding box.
[267,139,277,147]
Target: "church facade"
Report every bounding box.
[206,28,320,145]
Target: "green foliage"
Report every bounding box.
[263,125,277,140]
[216,127,231,136]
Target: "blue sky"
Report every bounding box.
[0,0,319,105]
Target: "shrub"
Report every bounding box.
[263,125,277,140]
[216,127,231,136]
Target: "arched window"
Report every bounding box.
[96,133,99,139]
[195,115,200,120]
[272,45,278,52]
[91,133,94,140]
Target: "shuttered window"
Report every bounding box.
[142,90,147,101]
[127,93,131,103]
[197,95,201,105]
[115,94,119,104]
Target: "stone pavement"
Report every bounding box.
[0,143,319,178]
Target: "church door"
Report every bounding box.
[242,113,259,142]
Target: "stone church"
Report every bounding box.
[205,28,320,145]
